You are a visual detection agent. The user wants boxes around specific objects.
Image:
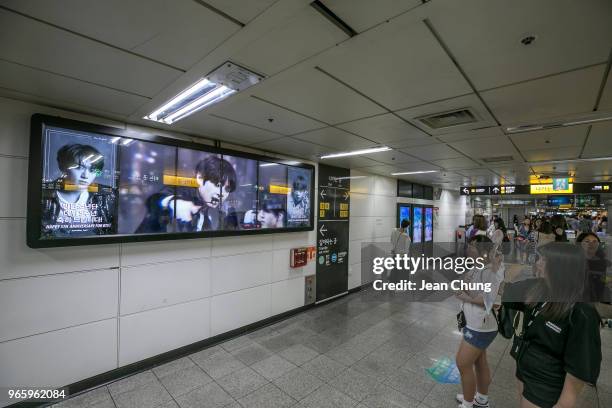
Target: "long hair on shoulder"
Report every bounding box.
[527,242,586,320]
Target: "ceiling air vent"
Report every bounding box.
[416,108,477,129]
[481,155,514,163]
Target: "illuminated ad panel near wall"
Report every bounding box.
[27,114,314,248]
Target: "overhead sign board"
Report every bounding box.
[530,183,573,194]
[460,185,523,195]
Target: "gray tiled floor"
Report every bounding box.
[54,288,612,408]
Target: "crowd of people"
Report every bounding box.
[455,215,609,408]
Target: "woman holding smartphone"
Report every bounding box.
[502,243,602,407]
[455,235,505,408]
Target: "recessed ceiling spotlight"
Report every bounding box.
[520,34,537,45]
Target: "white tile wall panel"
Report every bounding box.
[0,98,32,157]
[372,176,397,197]
[349,217,375,241]
[121,239,211,267]
[349,171,374,194]
[121,259,211,315]
[349,193,373,217]
[211,285,271,336]
[271,249,309,283]
[348,263,362,290]
[0,269,118,342]
[0,319,117,389]
[119,298,210,366]
[211,235,273,257]
[374,217,395,239]
[211,252,272,295]
[270,277,305,316]
[0,156,27,218]
[371,195,396,217]
[349,239,367,266]
[0,219,119,280]
[272,231,315,250]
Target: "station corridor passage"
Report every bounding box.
[53,289,612,408]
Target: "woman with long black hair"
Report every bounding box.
[503,243,602,407]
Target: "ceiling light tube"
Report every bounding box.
[146,78,213,122]
[320,146,391,159]
[163,86,235,124]
[391,170,438,175]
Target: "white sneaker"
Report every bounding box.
[456,394,490,408]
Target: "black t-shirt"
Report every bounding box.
[503,280,602,406]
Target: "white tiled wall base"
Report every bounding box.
[0,319,118,388]
[0,97,316,394]
[119,298,211,366]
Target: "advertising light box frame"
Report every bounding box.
[27,114,315,248]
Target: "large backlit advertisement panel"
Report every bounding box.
[27,114,314,247]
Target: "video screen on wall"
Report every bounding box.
[28,115,314,247]
[412,207,423,243]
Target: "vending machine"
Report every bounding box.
[396,204,411,230]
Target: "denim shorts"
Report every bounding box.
[463,327,497,349]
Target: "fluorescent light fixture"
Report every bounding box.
[335,176,367,180]
[505,113,612,133]
[391,170,438,176]
[528,156,612,166]
[259,163,279,167]
[320,146,391,159]
[144,62,263,125]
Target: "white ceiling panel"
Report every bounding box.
[572,160,612,180]
[432,157,479,170]
[386,135,438,149]
[252,65,386,124]
[323,0,422,32]
[522,146,582,162]
[401,143,464,161]
[201,0,277,24]
[354,164,398,176]
[253,137,331,159]
[582,122,612,158]
[0,9,183,97]
[600,70,612,110]
[232,5,347,76]
[450,136,522,164]
[366,150,420,165]
[427,0,612,90]
[437,126,505,143]
[319,156,380,169]
[337,113,429,143]
[293,127,374,150]
[316,19,471,110]
[395,94,497,135]
[510,126,588,151]
[207,95,325,135]
[175,113,281,145]
[0,59,148,117]
[454,168,496,177]
[0,0,239,70]
[481,65,605,125]
[386,161,441,173]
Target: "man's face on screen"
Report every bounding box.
[197,177,231,208]
[65,161,97,190]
